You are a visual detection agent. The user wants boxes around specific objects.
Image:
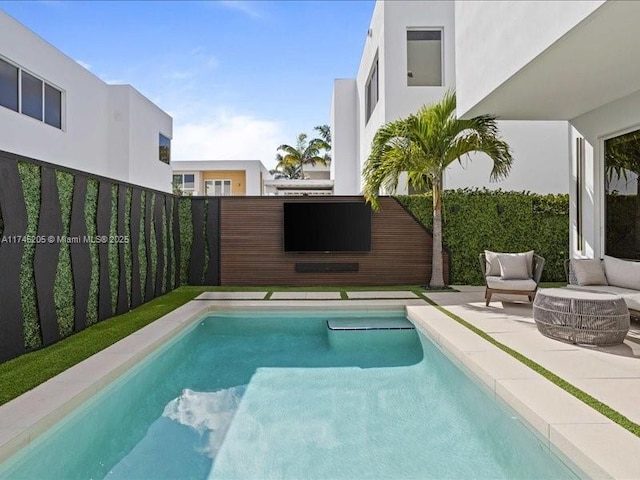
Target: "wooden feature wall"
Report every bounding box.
[219,196,448,286]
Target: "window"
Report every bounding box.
[21,71,43,120]
[365,54,379,123]
[205,179,232,196]
[44,83,62,128]
[173,174,195,195]
[159,134,171,164]
[604,128,640,259]
[407,29,442,86]
[0,56,63,128]
[0,58,18,112]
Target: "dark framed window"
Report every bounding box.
[407,29,443,87]
[44,84,62,128]
[365,54,379,123]
[21,71,43,121]
[0,58,18,112]
[604,129,640,259]
[159,134,171,164]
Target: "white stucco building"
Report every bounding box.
[0,11,173,192]
[455,0,640,261]
[330,0,569,196]
[172,160,271,196]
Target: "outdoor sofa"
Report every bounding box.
[565,256,640,319]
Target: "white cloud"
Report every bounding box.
[75,59,91,70]
[172,111,284,168]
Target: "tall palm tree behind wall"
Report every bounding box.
[362,91,513,287]
[277,132,330,179]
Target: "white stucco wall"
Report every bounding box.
[0,11,172,192]
[569,89,640,259]
[331,0,570,196]
[382,0,454,121]
[172,160,270,196]
[330,79,360,194]
[455,0,605,118]
[445,121,570,194]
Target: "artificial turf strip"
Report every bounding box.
[0,287,206,407]
[417,292,640,439]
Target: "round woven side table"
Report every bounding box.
[533,288,630,346]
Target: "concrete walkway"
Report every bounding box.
[423,286,640,427]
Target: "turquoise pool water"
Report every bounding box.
[0,311,581,479]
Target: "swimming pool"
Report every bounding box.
[0,310,582,479]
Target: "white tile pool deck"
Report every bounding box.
[0,292,639,478]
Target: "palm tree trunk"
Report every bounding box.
[429,175,445,288]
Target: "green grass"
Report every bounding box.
[419,293,640,439]
[0,286,208,406]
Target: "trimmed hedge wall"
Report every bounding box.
[179,198,192,285]
[396,189,569,285]
[18,162,41,350]
[0,152,179,363]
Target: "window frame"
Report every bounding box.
[205,179,233,197]
[0,54,65,130]
[173,173,196,194]
[365,52,379,124]
[406,27,444,87]
[159,133,171,164]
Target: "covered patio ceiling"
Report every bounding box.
[461,1,640,121]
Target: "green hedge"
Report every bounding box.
[178,198,192,284]
[124,187,132,308]
[139,192,147,303]
[149,193,157,292]
[18,162,41,350]
[85,179,99,326]
[54,171,75,337]
[396,189,569,285]
[108,185,119,315]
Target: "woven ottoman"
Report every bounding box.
[533,288,630,346]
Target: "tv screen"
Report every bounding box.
[283,202,372,252]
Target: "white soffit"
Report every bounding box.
[461,2,640,121]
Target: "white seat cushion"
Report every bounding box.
[485,250,534,277]
[486,276,537,291]
[566,285,640,311]
[603,255,640,290]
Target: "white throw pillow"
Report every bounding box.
[485,250,533,277]
[571,259,608,286]
[498,254,530,280]
[603,255,640,290]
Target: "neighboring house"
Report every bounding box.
[454,0,640,261]
[330,0,569,196]
[264,159,334,195]
[172,160,271,196]
[0,11,173,192]
[263,178,334,196]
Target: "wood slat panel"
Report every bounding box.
[219,196,448,286]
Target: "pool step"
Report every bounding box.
[327,318,415,331]
[326,318,417,350]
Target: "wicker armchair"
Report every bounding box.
[479,253,545,306]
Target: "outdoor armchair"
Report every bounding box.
[479,252,545,306]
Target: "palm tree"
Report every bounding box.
[363,91,513,288]
[277,132,330,179]
[314,124,332,164]
[270,153,302,179]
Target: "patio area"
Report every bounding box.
[425,286,640,425]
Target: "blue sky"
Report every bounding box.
[0,0,374,168]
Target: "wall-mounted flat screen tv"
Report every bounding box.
[283,202,372,252]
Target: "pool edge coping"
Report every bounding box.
[1,299,636,478]
[407,305,640,480]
